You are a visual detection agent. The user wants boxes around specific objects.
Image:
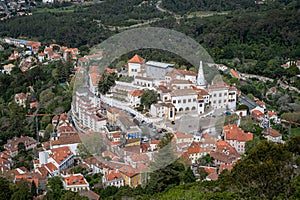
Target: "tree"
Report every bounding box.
[197,154,215,166]
[197,167,209,180]
[76,143,92,159]
[98,72,118,95]
[31,181,37,197]
[59,191,89,200]
[11,180,32,200]
[0,177,12,200]
[47,176,63,198]
[140,89,158,109]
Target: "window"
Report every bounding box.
[173,100,176,104]
[188,99,191,102]
[213,94,216,97]
[219,93,222,97]
[213,100,216,104]
[178,100,181,103]
[224,92,227,96]
[219,100,221,103]
[193,98,196,102]
[183,99,186,103]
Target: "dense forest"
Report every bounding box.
[161,0,256,13]
[0,0,299,81]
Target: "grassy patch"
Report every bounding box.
[291,127,300,137]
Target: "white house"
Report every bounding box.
[102,170,125,188]
[127,89,143,107]
[128,54,145,77]
[38,146,74,171]
[62,174,90,192]
[170,89,198,113]
[263,128,283,143]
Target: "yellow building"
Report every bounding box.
[119,165,141,187]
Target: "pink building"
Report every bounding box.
[223,124,253,154]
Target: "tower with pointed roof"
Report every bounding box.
[197,60,206,87]
[128,54,145,77]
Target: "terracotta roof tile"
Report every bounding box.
[128,90,143,97]
[223,124,253,142]
[128,54,145,64]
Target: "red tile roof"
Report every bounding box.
[63,174,88,186]
[105,171,123,181]
[207,173,218,180]
[223,124,253,142]
[119,165,139,177]
[174,69,197,76]
[230,69,240,79]
[128,90,143,97]
[50,146,73,165]
[252,110,264,118]
[263,128,282,138]
[128,54,145,64]
[267,111,277,117]
[174,131,194,139]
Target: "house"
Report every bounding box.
[174,69,198,84]
[8,50,19,60]
[210,140,240,166]
[2,63,15,74]
[223,124,253,154]
[102,170,125,188]
[62,173,89,192]
[187,144,210,164]
[14,93,27,107]
[214,64,228,71]
[4,136,37,157]
[229,69,241,79]
[262,128,283,143]
[117,116,141,139]
[83,157,111,175]
[208,82,237,110]
[51,132,81,155]
[38,146,74,171]
[149,140,160,151]
[134,76,154,87]
[0,157,11,173]
[173,131,194,144]
[79,190,100,200]
[170,89,199,114]
[128,54,145,77]
[238,94,265,113]
[145,61,174,80]
[106,107,122,124]
[150,102,175,122]
[127,90,143,107]
[119,165,141,187]
[267,111,278,122]
[169,79,193,90]
[38,52,45,62]
[89,66,101,95]
[251,109,265,122]
[35,162,59,177]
